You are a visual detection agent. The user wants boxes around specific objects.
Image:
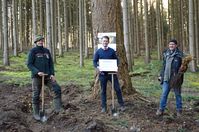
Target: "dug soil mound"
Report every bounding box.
[0,83,199,132]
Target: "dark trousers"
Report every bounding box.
[99,73,124,108]
[32,77,61,105]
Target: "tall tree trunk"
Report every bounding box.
[144,0,150,63]
[84,0,88,59]
[194,0,199,65]
[128,0,134,66]
[0,0,2,50]
[79,0,84,67]
[32,0,37,39]
[12,0,18,56]
[64,0,69,52]
[156,0,161,60]
[57,0,63,57]
[122,0,132,71]
[19,0,23,51]
[50,0,56,62]
[45,0,52,54]
[2,0,9,65]
[39,0,44,34]
[189,0,197,72]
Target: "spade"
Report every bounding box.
[39,74,48,122]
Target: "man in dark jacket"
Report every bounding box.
[93,36,125,113]
[156,39,184,117]
[27,35,62,121]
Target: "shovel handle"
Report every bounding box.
[111,74,114,109]
[41,74,48,111]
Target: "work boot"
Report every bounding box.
[176,110,182,117]
[156,109,163,116]
[32,104,40,121]
[119,106,126,112]
[101,107,107,113]
[54,98,63,113]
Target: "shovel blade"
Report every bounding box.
[39,110,47,122]
[111,108,119,117]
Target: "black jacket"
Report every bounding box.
[27,46,54,78]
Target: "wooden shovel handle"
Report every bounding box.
[41,74,47,111]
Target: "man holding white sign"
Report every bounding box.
[93,36,125,113]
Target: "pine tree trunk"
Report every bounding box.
[84,0,88,59]
[64,0,69,52]
[144,0,150,63]
[79,0,84,67]
[32,0,37,39]
[122,0,132,71]
[2,0,9,66]
[12,0,18,56]
[45,0,52,54]
[57,0,63,57]
[189,0,197,72]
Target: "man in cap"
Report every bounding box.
[27,35,62,121]
[156,39,184,117]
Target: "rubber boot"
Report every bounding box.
[32,104,40,121]
[54,98,63,113]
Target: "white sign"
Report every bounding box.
[99,59,118,72]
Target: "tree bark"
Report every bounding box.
[144,0,150,63]
[32,0,37,39]
[79,0,84,67]
[12,0,18,56]
[122,0,132,71]
[57,0,63,57]
[2,0,9,65]
[189,0,197,72]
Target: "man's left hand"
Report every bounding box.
[50,75,56,82]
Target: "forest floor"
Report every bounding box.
[1,82,199,132]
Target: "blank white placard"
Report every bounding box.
[99,59,118,72]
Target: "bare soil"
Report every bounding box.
[0,83,199,132]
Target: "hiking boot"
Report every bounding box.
[156,109,163,116]
[176,110,182,117]
[33,114,41,121]
[54,98,63,113]
[32,104,40,121]
[119,106,126,112]
[101,107,107,113]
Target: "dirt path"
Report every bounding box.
[0,84,199,132]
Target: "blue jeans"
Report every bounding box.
[159,81,182,111]
[99,73,124,108]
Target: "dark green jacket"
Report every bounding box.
[27,46,54,78]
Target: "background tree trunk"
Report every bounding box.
[189,0,197,72]
[57,0,63,57]
[2,0,9,66]
[144,0,150,64]
[79,0,84,67]
[32,0,37,39]
[122,0,132,71]
[12,0,18,56]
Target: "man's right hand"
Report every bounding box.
[38,72,45,76]
[95,68,100,74]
